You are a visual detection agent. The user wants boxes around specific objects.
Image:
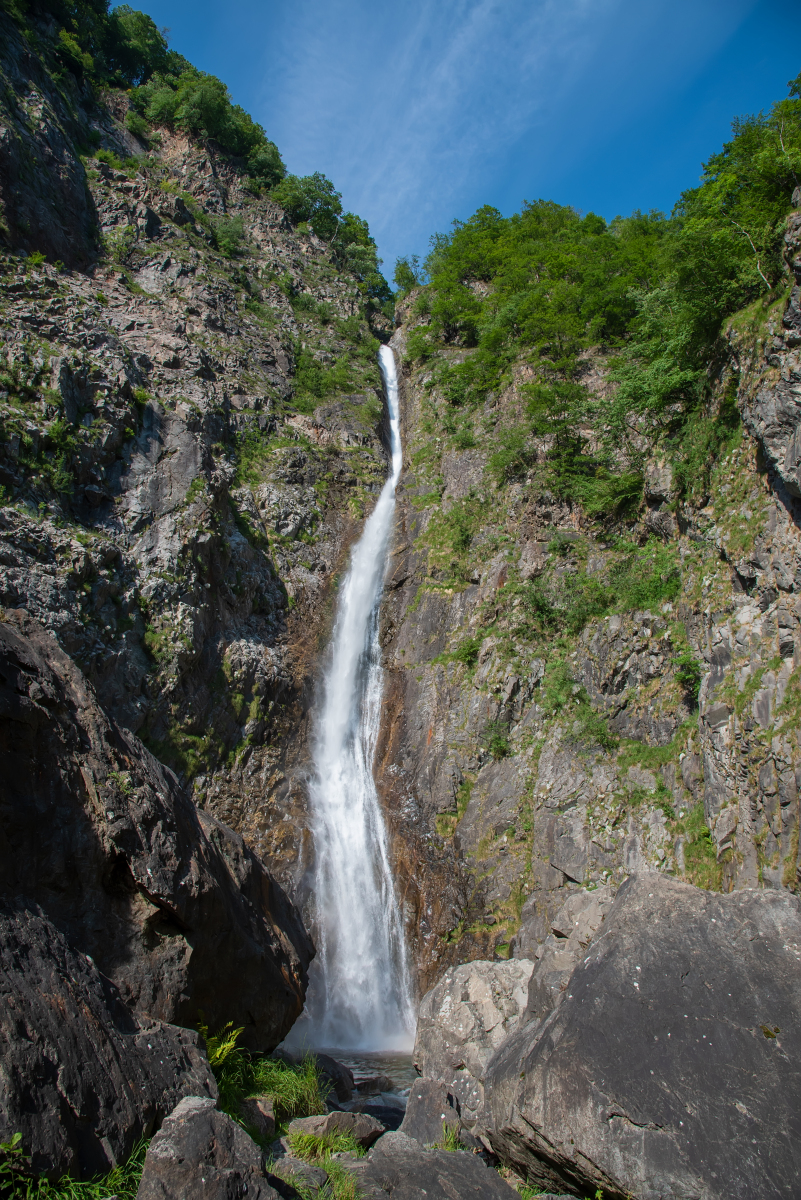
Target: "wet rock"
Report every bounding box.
[344,1101,404,1130]
[413,959,535,1125]
[0,903,216,1181]
[355,1074,395,1095]
[137,1097,278,1200]
[345,1130,519,1199]
[483,874,801,1200]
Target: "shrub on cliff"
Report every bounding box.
[402,70,801,518]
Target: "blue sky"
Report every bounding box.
[132,0,801,283]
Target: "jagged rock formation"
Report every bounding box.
[137,1097,279,1200]
[0,613,313,1045]
[0,11,392,945]
[482,875,801,1200]
[370,232,801,981]
[0,904,217,1181]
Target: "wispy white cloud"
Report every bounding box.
[249,0,760,272]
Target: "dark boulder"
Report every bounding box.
[314,1053,355,1103]
[0,614,313,1049]
[346,1130,519,1199]
[0,904,216,1181]
[136,1096,279,1200]
[398,1079,460,1147]
[483,874,801,1200]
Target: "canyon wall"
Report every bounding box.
[373,238,801,990]
[3,4,801,1007]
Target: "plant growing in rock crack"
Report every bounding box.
[438,1122,462,1152]
[672,649,704,703]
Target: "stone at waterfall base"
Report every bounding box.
[398,1079,461,1146]
[286,1110,385,1149]
[483,874,801,1200]
[343,1131,518,1199]
[137,1097,279,1200]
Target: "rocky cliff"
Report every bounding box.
[2,0,801,1015]
[370,217,801,988]
[0,9,395,931]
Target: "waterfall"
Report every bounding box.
[300,345,414,1050]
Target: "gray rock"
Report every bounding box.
[239,1096,276,1141]
[413,959,535,1125]
[286,1110,385,1149]
[0,904,216,1181]
[268,1156,328,1196]
[524,886,614,1021]
[483,874,801,1200]
[346,1130,519,1199]
[398,1079,460,1146]
[137,1097,278,1199]
[314,1053,355,1102]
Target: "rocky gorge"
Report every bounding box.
[1,1,801,1196]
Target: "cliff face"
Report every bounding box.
[375,221,801,986]
[3,3,801,1012]
[0,14,393,922]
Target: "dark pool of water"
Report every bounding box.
[319,1049,416,1096]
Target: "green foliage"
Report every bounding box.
[487,425,535,485]
[271,173,342,241]
[439,1122,461,1152]
[285,1130,363,1162]
[132,68,285,187]
[568,701,619,751]
[198,1021,327,1132]
[0,1130,148,1199]
[451,633,482,667]
[680,803,722,891]
[397,73,801,514]
[541,656,575,713]
[482,718,510,760]
[212,215,245,256]
[393,254,426,294]
[673,649,704,701]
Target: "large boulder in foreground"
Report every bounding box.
[483,875,801,1200]
[0,904,216,1180]
[346,1130,518,1199]
[412,958,535,1125]
[0,613,313,1049]
[137,1097,279,1200]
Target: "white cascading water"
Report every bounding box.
[302,345,414,1050]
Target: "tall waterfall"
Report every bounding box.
[302,345,414,1050]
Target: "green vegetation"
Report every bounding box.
[397,71,801,514]
[272,176,392,306]
[285,1130,363,1161]
[438,1122,462,1152]
[679,803,722,891]
[0,1132,147,1200]
[199,1021,327,1134]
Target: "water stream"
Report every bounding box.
[293,346,414,1052]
